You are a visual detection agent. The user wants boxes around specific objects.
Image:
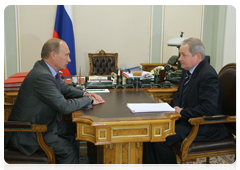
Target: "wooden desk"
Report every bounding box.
[4,87,178,121]
[4,92,18,121]
[72,91,181,164]
[148,88,178,105]
[141,63,178,72]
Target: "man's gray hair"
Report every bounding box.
[182,37,205,59]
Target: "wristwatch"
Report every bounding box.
[88,96,94,104]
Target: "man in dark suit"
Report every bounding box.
[5,38,105,164]
[143,38,229,164]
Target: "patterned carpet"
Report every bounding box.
[79,155,234,170]
[180,155,234,170]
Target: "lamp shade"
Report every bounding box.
[167,37,188,46]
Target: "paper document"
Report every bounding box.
[89,76,97,80]
[119,66,141,71]
[95,76,108,80]
[87,89,110,93]
[127,103,175,113]
[122,71,153,80]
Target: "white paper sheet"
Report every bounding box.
[126,103,175,113]
[86,89,110,93]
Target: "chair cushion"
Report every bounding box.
[172,135,236,154]
[5,147,48,163]
[92,57,117,75]
[5,121,33,129]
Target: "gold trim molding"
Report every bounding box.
[154,126,163,137]
[164,123,171,133]
[128,143,131,164]
[98,129,108,140]
[82,125,95,138]
[111,126,149,139]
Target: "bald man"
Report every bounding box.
[5,38,104,164]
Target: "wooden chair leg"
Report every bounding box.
[180,162,187,170]
[206,157,210,164]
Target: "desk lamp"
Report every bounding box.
[167,32,187,70]
[165,32,187,84]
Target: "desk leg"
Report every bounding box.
[104,142,143,164]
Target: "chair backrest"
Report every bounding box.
[218,63,236,135]
[88,49,118,75]
[204,55,210,64]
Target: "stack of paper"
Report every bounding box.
[127,103,175,113]
[87,89,110,93]
[119,66,141,71]
[122,71,153,80]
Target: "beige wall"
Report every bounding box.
[18,5,151,75]
[5,5,234,78]
[17,5,203,75]
[162,5,203,63]
[18,5,57,72]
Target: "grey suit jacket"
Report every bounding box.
[5,59,92,156]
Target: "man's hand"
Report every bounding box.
[174,106,183,121]
[84,93,105,104]
[92,97,105,105]
[174,106,183,114]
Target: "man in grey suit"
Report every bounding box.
[143,38,229,164]
[5,38,105,164]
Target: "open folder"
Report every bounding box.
[127,103,175,113]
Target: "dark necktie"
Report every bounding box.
[55,73,62,127]
[181,71,191,107]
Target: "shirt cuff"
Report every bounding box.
[83,91,88,97]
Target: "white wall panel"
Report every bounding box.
[223,5,236,66]
[18,5,151,75]
[162,5,203,63]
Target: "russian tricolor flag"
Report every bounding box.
[53,5,76,75]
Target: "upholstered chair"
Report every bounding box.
[172,63,236,164]
[88,49,118,75]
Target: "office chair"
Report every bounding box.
[88,49,118,75]
[4,104,56,164]
[172,63,236,164]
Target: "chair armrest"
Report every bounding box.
[4,121,47,132]
[202,115,228,121]
[180,115,236,154]
[189,115,236,126]
[4,121,55,163]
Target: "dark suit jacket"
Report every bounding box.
[173,60,229,141]
[5,60,92,156]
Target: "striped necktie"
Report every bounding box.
[55,73,62,127]
[181,71,191,107]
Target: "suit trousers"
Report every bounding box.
[50,121,79,164]
[7,121,79,164]
[142,121,182,164]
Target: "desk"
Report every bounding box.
[4,92,18,121]
[141,63,178,72]
[4,87,178,121]
[148,88,178,105]
[72,91,181,164]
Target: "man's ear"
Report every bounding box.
[49,51,56,60]
[195,53,202,60]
